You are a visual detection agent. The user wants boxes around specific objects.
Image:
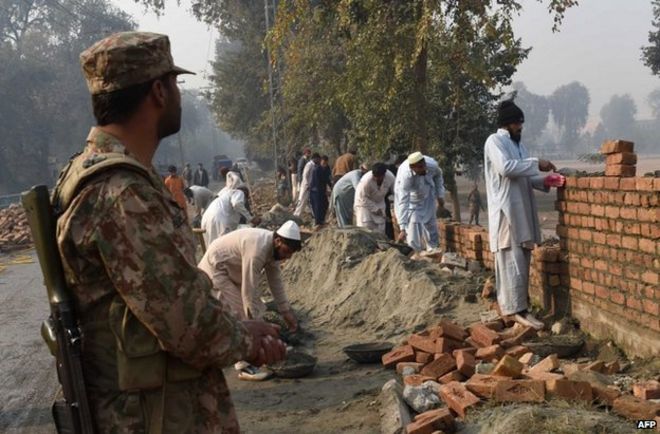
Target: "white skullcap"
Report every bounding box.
[276,220,301,241]
[407,152,424,165]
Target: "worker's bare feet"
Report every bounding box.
[513,312,544,330]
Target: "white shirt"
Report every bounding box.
[484,128,548,252]
[201,172,252,245]
[394,156,445,228]
[354,170,395,223]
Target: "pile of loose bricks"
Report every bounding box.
[0,204,32,252]
[556,140,659,355]
[381,317,660,434]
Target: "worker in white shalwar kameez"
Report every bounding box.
[198,221,302,380]
[354,163,396,233]
[293,153,320,217]
[484,100,565,330]
[201,171,257,245]
[331,164,368,227]
[394,152,446,251]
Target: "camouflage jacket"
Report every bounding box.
[56,127,250,433]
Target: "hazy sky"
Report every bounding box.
[113,0,659,120]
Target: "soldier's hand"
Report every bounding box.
[397,230,407,243]
[538,159,556,172]
[242,320,286,366]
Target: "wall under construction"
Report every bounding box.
[438,174,659,358]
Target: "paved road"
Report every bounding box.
[0,252,58,434]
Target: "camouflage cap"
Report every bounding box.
[80,31,194,95]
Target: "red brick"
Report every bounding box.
[452,347,477,359]
[415,351,433,365]
[475,345,504,361]
[406,408,455,434]
[638,208,657,223]
[421,353,456,378]
[620,177,637,190]
[492,355,524,378]
[382,345,415,368]
[610,291,625,305]
[633,380,660,400]
[528,354,560,375]
[404,374,437,386]
[500,326,536,348]
[576,177,590,189]
[494,379,545,402]
[435,337,464,354]
[603,361,620,375]
[518,353,535,365]
[396,362,424,375]
[641,270,659,285]
[438,369,467,384]
[565,177,578,187]
[464,337,485,349]
[432,318,469,342]
[409,334,437,354]
[604,205,620,219]
[606,152,637,165]
[590,177,605,189]
[626,297,642,312]
[456,351,476,378]
[545,379,593,402]
[600,139,634,154]
[603,177,620,190]
[470,323,501,347]
[620,207,637,220]
[465,374,506,399]
[643,299,659,316]
[613,395,660,421]
[505,345,531,359]
[524,370,565,381]
[482,319,505,332]
[636,177,655,191]
[640,238,656,254]
[593,385,622,405]
[438,381,481,419]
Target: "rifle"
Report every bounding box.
[22,185,95,434]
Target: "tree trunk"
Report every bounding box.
[413,43,428,153]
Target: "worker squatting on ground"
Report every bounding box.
[354,163,396,234]
[198,221,302,380]
[394,152,446,251]
[53,31,286,433]
[330,164,368,227]
[484,100,565,330]
[294,152,320,217]
[201,171,259,245]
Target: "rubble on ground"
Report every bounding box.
[380,317,660,433]
[0,204,32,252]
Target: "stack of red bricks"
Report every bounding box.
[438,222,493,269]
[0,204,32,252]
[555,174,659,337]
[601,140,636,177]
[529,245,566,314]
[381,317,660,433]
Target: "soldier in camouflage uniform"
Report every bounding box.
[53,32,286,433]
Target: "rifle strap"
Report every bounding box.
[52,151,155,216]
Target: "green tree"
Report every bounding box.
[0,0,134,194]
[642,0,660,76]
[600,94,637,141]
[549,81,590,151]
[647,88,660,119]
[512,82,549,148]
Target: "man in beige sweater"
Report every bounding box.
[198,221,301,334]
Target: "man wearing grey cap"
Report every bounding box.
[51,32,285,433]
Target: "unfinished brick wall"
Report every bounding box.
[438,222,564,314]
[438,173,659,358]
[556,176,659,358]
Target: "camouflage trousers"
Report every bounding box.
[88,368,240,434]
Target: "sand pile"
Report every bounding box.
[281,228,467,342]
[258,204,303,230]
